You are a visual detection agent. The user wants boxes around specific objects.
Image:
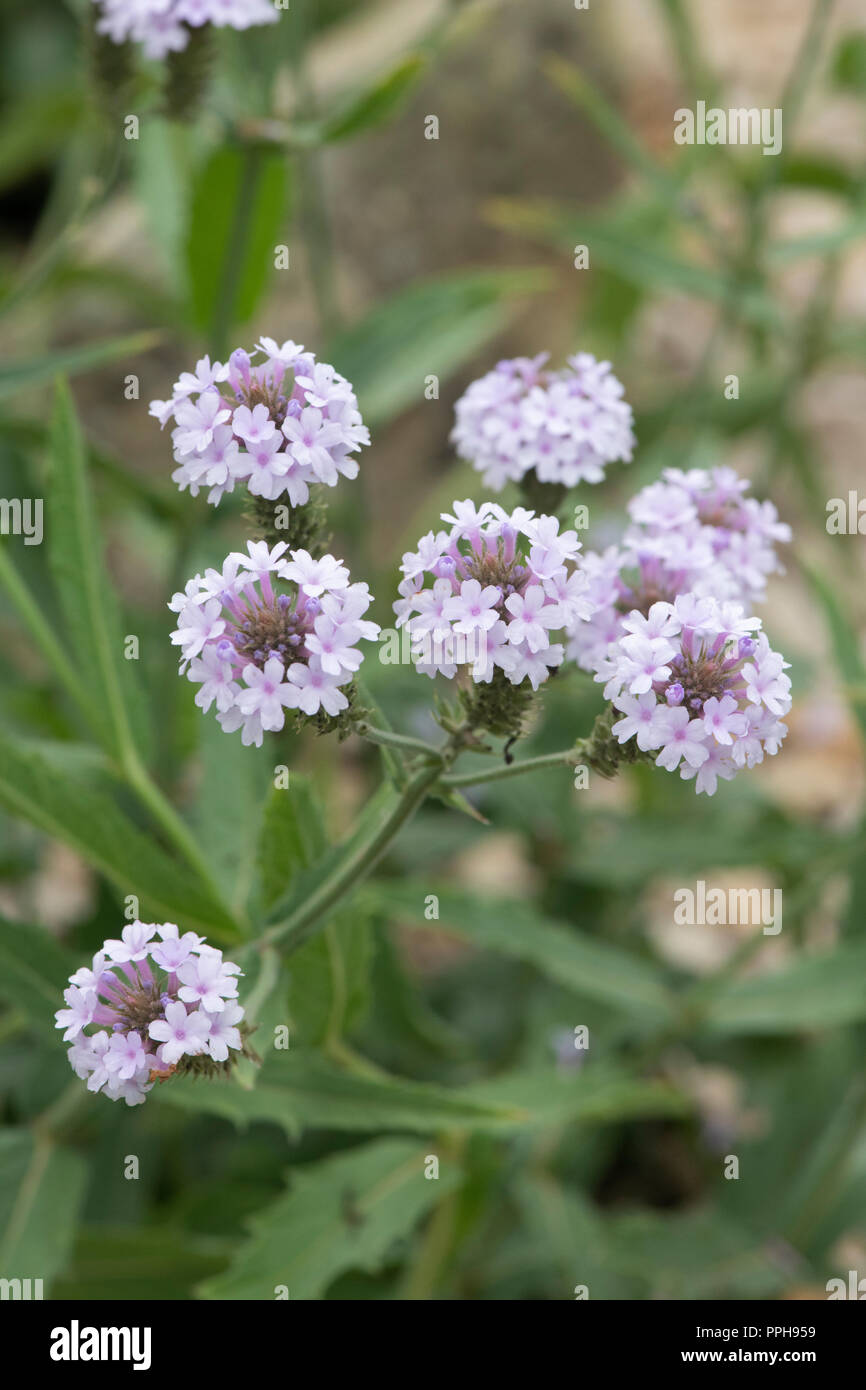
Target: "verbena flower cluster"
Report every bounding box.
[149,339,369,507]
[394,500,594,689]
[597,595,792,795]
[170,540,380,746]
[55,924,244,1106]
[567,467,791,674]
[93,0,278,61]
[451,352,635,491]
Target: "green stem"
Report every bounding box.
[261,756,448,953]
[354,722,444,761]
[442,747,579,789]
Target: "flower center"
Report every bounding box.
[232,596,308,669]
[667,650,732,710]
[462,547,529,605]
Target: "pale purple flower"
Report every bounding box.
[149,1001,211,1066]
[169,542,378,743]
[602,594,791,794]
[92,0,279,62]
[151,338,368,506]
[452,351,634,491]
[395,500,594,691]
[55,925,245,1106]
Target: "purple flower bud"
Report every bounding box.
[277,594,291,611]
[666,682,684,706]
[738,636,756,658]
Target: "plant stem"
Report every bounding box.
[261,756,448,953]
[353,722,444,761]
[442,747,580,788]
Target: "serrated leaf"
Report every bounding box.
[197,1138,458,1300]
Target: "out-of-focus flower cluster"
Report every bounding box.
[150,340,369,507]
[93,0,278,61]
[568,467,791,674]
[170,540,380,746]
[598,595,792,795]
[451,352,635,491]
[394,500,594,690]
[55,923,245,1106]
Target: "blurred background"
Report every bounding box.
[1,0,866,1300]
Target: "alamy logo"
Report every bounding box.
[0,497,43,545]
[674,880,782,936]
[674,102,782,156]
[826,1271,866,1299]
[50,1321,152,1371]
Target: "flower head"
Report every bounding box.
[451,352,634,491]
[567,467,791,674]
[598,595,791,794]
[55,927,246,1105]
[150,341,369,507]
[395,500,594,691]
[92,0,279,61]
[170,541,379,745]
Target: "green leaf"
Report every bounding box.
[0,1131,86,1293]
[160,1052,686,1135]
[254,775,329,914]
[320,54,427,142]
[197,1138,458,1300]
[45,379,149,761]
[186,145,289,345]
[0,917,78,1039]
[0,334,161,402]
[327,268,552,426]
[702,941,866,1035]
[363,882,675,1024]
[132,118,194,294]
[0,732,237,940]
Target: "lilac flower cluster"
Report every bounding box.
[170,540,380,746]
[93,0,278,61]
[55,923,244,1106]
[149,339,369,507]
[597,595,792,795]
[567,467,791,674]
[451,352,635,491]
[394,501,594,690]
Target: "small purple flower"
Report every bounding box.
[602,594,791,795]
[395,501,594,691]
[451,352,634,491]
[55,924,246,1106]
[150,337,368,507]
